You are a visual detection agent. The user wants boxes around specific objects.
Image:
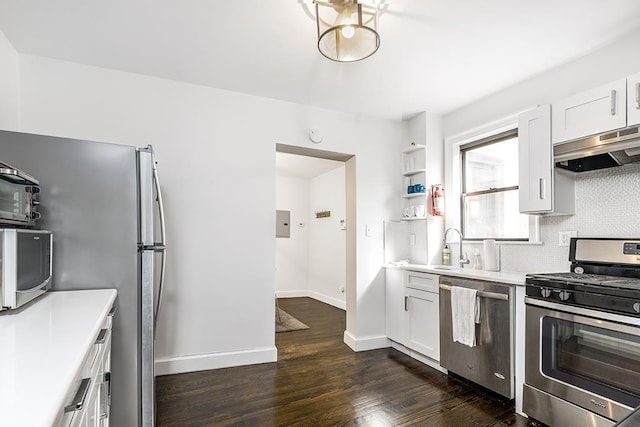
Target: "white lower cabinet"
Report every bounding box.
[405,286,439,360]
[385,268,405,343]
[386,268,440,362]
[64,306,114,427]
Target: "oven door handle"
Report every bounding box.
[525,297,640,328]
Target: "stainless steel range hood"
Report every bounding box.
[554,125,640,172]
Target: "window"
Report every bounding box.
[461,129,529,241]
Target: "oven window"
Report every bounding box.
[0,180,22,214]
[541,317,640,407]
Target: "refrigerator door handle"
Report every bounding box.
[150,147,167,331]
[154,245,166,331]
[151,149,167,248]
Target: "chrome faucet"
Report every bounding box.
[443,227,470,267]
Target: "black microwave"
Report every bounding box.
[0,229,53,311]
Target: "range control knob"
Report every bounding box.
[541,288,552,298]
[633,302,640,314]
[558,290,572,301]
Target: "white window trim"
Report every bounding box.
[445,110,541,245]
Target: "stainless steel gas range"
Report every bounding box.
[523,238,640,427]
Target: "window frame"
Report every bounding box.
[460,128,528,242]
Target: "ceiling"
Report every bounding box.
[1,1,640,120]
[276,152,343,179]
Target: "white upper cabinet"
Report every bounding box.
[552,78,626,144]
[628,72,640,126]
[519,105,575,215]
[519,105,552,213]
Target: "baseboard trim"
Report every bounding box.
[389,340,447,374]
[277,290,346,310]
[343,331,390,351]
[155,346,277,376]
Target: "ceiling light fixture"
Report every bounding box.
[314,0,380,62]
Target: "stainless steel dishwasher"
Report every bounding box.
[439,275,514,398]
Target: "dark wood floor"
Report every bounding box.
[156,297,531,426]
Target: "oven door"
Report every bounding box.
[0,179,38,226]
[525,299,640,422]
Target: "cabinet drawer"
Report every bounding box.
[84,318,112,377]
[405,271,439,293]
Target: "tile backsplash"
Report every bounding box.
[499,162,640,273]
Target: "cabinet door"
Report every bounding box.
[628,72,640,126]
[519,105,552,213]
[405,287,440,361]
[385,268,405,343]
[98,331,112,426]
[86,379,101,427]
[552,78,626,144]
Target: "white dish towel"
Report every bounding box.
[450,286,480,347]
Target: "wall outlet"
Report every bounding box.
[365,224,373,237]
[559,230,578,247]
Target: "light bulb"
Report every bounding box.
[341,25,355,39]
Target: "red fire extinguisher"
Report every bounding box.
[432,184,444,216]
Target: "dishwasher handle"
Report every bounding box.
[439,284,509,301]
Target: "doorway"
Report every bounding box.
[275,144,355,335]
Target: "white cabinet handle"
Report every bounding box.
[539,178,546,200]
[611,90,617,115]
[636,83,640,110]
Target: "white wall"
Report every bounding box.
[14,54,404,369]
[275,175,310,294]
[276,166,347,309]
[443,27,640,273]
[308,166,346,307]
[444,27,640,138]
[0,29,19,129]
[501,164,640,272]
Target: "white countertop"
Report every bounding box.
[0,289,117,427]
[385,263,526,285]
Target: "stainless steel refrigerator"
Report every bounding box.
[0,129,166,427]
